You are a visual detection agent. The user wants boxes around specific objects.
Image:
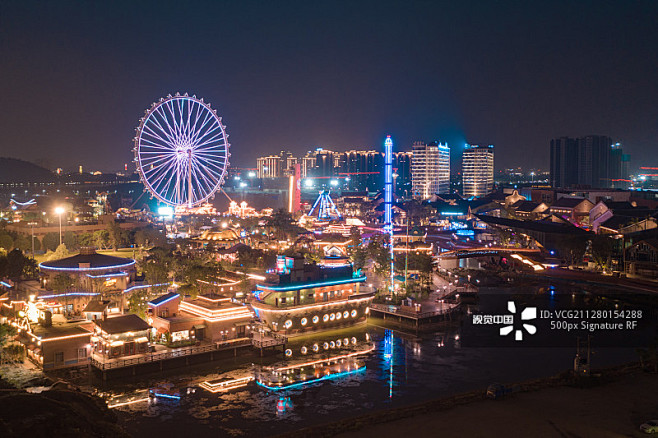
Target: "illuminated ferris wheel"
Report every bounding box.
[133,93,230,208]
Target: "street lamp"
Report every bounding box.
[55,206,65,246]
[27,222,37,257]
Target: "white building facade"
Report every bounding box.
[411,141,450,199]
[462,144,494,197]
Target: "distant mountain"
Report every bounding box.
[0,157,55,183]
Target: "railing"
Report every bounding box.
[251,331,287,348]
[91,338,252,370]
[369,303,459,319]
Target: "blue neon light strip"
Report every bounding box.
[151,392,180,400]
[256,275,366,292]
[123,283,169,293]
[0,281,12,288]
[39,292,100,299]
[86,271,128,279]
[147,294,179,306]
[39,260,136,272]
[309,193,322,217]
[256,366,366,391]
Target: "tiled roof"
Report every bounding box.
[93,314,150,334]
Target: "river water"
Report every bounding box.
[109,286,653,437]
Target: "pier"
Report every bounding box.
[368,302,461,328]
[91,338,254,379]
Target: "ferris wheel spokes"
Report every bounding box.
[134,94,229,207]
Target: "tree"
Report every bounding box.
[94,230,110,249]
[406,252,433,293]
[135,226,166,248]
[128,289,148,318]
[78,232,95,247]
[347,226,367,272]
[367,234,392,278]
[265,209,296,241]
[62,231,78,250]
[6,249,26,282]
[107,221,128,250]
[590,235,615,271]
[0,233,13,251]
[45,244,70,261]
[143,259,169,285]
[0,323,16,347]
[13,234,30,252]
[42,232,60,251]
[0,256,7,278]
[22,257,38,280]
[52,273,73,293]
[555,235,588,267]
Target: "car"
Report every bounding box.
[640,420,658,434]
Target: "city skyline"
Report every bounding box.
[1,1,657,173]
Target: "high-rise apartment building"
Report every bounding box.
[550,136,625,188]
[462,144,494,198]
[257,155,281,178]
[256,150,297,178]
[339,150,383,191]
[411,141,450,199]
[393,151,412,196]
[549,137,578,188]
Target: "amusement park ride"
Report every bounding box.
[133,93,230,211]
[131,95,398,291]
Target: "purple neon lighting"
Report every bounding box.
[384,136,394,292]
[86,271,128,278]
[39,292,100,299]
[123,283,169,293]
[256,275,366,292]
[134,94,230,207]
[39,260,136,272]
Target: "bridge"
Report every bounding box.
[436,247,541,259]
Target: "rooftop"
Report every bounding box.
[93,314,150,334]
[32,321,93,341]
[39,248,135,271]
[83,300,111,313]
[551,197,589,209]
[148,292,180,306]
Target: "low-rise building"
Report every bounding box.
[92,314,151,358]
[625,239,658,279]
[147,292,253,344]
[548,197,594,225]
[27,324,92,370]
[511,201,549,220]
[39,247,136,294]
[82,299,120,321]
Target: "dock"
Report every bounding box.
[91,338,253,379]
[368,302,461,328]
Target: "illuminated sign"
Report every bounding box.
[158,206,174,218]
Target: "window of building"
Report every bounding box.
[78,348,87,360]
[54,352,64,364]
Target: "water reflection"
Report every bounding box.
[106,287,651,437]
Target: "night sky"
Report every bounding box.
[1,0,657,173]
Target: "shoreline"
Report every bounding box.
[274,362,646,438]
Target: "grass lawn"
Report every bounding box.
[34,247,143,263]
